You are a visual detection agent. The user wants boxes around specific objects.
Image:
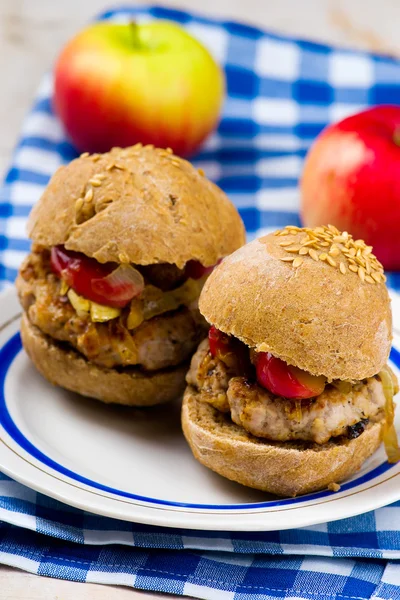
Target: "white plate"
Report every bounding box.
[1,287,400,531]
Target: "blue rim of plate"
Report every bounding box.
[0,331,399,510]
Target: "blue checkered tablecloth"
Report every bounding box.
[2,5,400,599]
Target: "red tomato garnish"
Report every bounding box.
[50,246,144,308]
[185,259,221,280]
[255,352,326,399]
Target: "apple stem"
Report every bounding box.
[129,21,141,50]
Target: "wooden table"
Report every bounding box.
[1,0,399,597]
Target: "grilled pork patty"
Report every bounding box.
[187,339,394,444]
[17,248,206,371]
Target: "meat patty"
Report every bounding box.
[186,338,232,411]
[187,338,396,444]
[17,248,207,371]
[227,376,387,445]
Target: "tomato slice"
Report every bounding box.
[185,259,221,280]
[255,352,326,399]
[50,246,143,308]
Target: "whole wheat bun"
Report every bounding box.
[199,230,392,381]
[27,145,245,268]
[21,315,187,406]
[182,386,383,496]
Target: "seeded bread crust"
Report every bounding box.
[182,385,383,497]
[27,145,245,268]
[199,233,392,381]
[21,314,187,406]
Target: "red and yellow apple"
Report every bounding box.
[301,105,400,270]
[255,352,326,399]
[54,21,225,156]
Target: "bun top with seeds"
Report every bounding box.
[199,225,392,382]
[27,144,245,268]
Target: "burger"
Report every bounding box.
[183,225,399,496]
[16,144,245,406]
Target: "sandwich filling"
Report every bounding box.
[187,329,399,457]
[17,245,214,372]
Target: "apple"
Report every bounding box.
[53,21,225,156]
[208,325,232,361]
[208,326,250,373]
[301,105,400,270]
[255,353,326,399]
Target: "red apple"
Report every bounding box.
[208,327,250,372]
[255,353,326,399]
[208,326,231,360]
[301,105,400,270]
[54,21,225,156]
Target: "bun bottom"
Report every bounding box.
[21,314,187,406]
[182,385,383,497]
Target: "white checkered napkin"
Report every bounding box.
[3,470,400,561]
[0,522,397,600]
[2,4,400,598]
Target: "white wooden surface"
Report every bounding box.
[0,0,399,598]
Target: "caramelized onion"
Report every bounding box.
[331,380,353,394]
[90,301,121,323]
[293,399,303,422]
[380,366,400,463]
[92,265,144,300]
[142,279,203,320]
[67,289,90,315]
[127,298,144,330]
